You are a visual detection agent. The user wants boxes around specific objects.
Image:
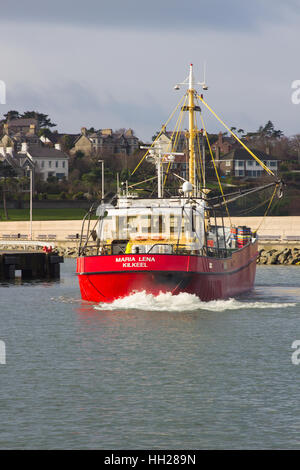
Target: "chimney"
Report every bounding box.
[81,127,87,136]
[266,145,270,155]
[218,131,223,145]
[101,128,112,136]
[55,143,61,150]
[28,124,36,135]
[21,142,28,153]
[215,146,220,161]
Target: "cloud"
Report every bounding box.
[1,0,299,32]
[2,77,163,139]
[0,3,300,141]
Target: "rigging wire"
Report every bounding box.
[163,95,188,187]
[234,191,277,215]
[199,111,232,227]
[131,93,187,177]
[127,175,158,188]
[254,184,278,234]
[129,84,281,235]
[194,111,205,186]
[197,94,275,177]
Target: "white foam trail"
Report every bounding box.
[94,291,296,312]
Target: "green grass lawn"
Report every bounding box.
[0,208,92,221]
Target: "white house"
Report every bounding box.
[18,142,69,180]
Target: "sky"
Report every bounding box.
[0,0,300,142]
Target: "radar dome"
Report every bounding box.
[182,181,193,194]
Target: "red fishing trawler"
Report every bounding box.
[76,64,282,303]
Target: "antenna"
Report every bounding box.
[202,61,208,90]
[173,63,209,91]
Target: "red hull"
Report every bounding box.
[76,240,258,303]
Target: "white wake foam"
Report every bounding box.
[94,291,296,312]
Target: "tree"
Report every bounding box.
[258,120,283,139]
[0,162,18,220]
[1,110,57,130]
[38,128,53,139]
[60,134,74,152]
[3,110,20,121]
[81,170,102,196]
[21,111,56,128]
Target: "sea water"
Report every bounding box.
[0,260,300,449]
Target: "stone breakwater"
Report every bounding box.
[0,243,98,258]
[46,245,98,258]
[257,247,300,265]
[0,244,79,258]
[55,246,78,258]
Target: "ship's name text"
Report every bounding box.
[115,256,155,268]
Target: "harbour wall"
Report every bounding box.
[1,214,300,264]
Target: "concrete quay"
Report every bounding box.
[0,216,299,241]
[0,220,83,242]
[215,216,300,241]
[0,217,300,261]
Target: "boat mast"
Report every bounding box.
[174,64,208,197]
[188,64,196,194]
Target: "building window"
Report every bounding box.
[248,160,254,166]
[55,161,58,168]
[62,161,65,168]
[49,161,52,168]
[269,161,277,167]
[226,161,231,167]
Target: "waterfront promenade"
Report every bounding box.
[0,217,299,242]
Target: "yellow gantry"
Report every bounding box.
[188,88,196,190]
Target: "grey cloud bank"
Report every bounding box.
[0,0,298,31]
[0,1,300,141]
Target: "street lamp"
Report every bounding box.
[26,165,33,240]
[98,160,104,200]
